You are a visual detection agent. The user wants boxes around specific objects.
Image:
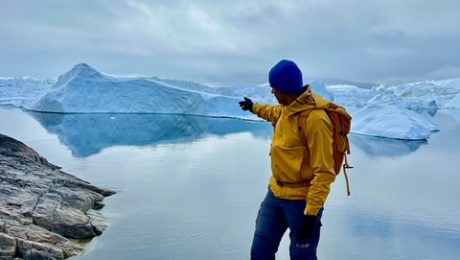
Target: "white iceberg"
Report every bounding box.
[221,79,334,105]
[373,78,460,110]
[0,77,54,107]
[326,84,374,109]
[29,63,251,119]
[328,78,460,113]
[443,92,460,109]
[223,83,276,104]
[309,80,334,101]
[367,90,437,116]
[351,103,438,140]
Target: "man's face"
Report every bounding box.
[271,87,287,105]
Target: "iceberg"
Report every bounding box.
[0,77,54,107]
[28,63,335,119]
[371,79,460,111]
[2,63,456,140]
[328,78,460,113]
[309,80,334,101]
[219,79,334,105]
[443,92,460,109]
[367,90,438,116]
[225,83,276,104]
[29,63,250,118]
[326,84,374,109]
[351,103,438,140]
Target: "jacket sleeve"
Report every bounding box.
[252,104,282,122]
[303,110,336,216]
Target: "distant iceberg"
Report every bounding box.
[351,103,438,140]
[326,84,374,109]
[328,78,460,112]
[0,77,54,107]
[443,92,460,109]
[309,80,334,101]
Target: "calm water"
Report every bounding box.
[1,107,459,260]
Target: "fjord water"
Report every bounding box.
[1,107,459,260]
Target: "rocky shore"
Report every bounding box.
[0,133,115,259]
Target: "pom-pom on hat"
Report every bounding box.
[269,59,303,93]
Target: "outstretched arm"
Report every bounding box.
[239,97,281,123]
[252,103,282,123]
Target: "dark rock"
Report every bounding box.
[0,232,16,259]
[16,238,64,260]
[0,133,116,259]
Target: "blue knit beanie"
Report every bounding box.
[269,59,303,93]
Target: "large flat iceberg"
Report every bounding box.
[29,63,249,118]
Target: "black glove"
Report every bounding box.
[239,97,253,112]
[296,215,317,241]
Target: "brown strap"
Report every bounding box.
[275,178,310,188]
[343,154,353,196]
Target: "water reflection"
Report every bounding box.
[29,112,273,157]
[349,134,427,158]
[28,111,430,159]
[343,210,460,259]
[442,110,460,124]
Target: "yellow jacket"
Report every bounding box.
[252,88,335,216]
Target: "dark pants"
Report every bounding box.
[250,190,323,260]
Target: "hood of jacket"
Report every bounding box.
[282,85,330,116]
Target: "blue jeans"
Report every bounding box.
[250,190,323,260]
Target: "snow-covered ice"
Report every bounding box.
[221,79,334,105]
[327,78,460,112]
[0,77,54,107]
[352,103,438,140]
[326,84,374,109]
[27,64,336,119]
[3,63,460,140]
[443,92,460,109]
[30,63,249,118]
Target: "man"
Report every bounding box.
[239,59,336,260]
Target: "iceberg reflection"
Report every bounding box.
[29,112,272,157]
[350,134,427,158]
[28,112,428,159]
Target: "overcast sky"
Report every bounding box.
[1,0,460,84]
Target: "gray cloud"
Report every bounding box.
[0,0,459,83]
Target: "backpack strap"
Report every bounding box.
[343,154,353,196]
